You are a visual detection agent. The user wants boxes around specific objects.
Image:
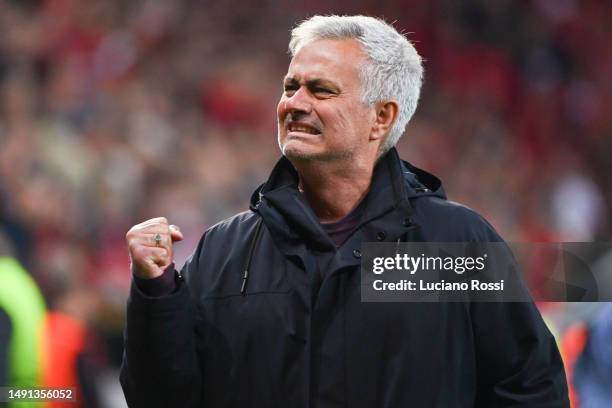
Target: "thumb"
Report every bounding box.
[169,224,184,242]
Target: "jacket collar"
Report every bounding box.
[250,147,445,252]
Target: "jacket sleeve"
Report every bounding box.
[466,213,569,407]
[120,240,204,408]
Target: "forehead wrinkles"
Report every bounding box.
[287,39,366,88]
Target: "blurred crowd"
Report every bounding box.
[0,0,610,406]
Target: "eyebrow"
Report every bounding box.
[283,77,340,91]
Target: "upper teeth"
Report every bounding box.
[290,124,318,134]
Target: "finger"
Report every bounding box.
[141,246,171,267]
[127,233,172,250]
[140,217,168,226]
[169,225,184,242]
[151,232,173,250]
[131,222,170,236]
[126,218,169,242]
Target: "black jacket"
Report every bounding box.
[121,148,569,407]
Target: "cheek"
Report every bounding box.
[327,106,372,141]
[328,107,355,133]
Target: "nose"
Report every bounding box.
[283,86,312,116]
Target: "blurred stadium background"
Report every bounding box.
[0,0,610,406]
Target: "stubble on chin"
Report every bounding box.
[278,134,316,161]
[278,130,353,163]
[281,143,353,164]
[282,143,316,161]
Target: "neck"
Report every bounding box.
[294,156,375,223]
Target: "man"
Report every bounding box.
[121,15,569,407]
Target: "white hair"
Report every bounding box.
[289,15,424,154]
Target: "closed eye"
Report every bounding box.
[283,84,298,95]
[310,87,338,98]
[282,80,339,98]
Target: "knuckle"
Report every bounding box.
[125,228,136,240]
[130,238,145,251]
[160,250,169,260]
[132,246,147,260]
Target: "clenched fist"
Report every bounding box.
[126,217,184,279]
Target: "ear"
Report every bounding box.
[369,100,399,142]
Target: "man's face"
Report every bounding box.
[277,39,375,162]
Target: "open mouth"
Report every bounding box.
[287,122,321,135]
